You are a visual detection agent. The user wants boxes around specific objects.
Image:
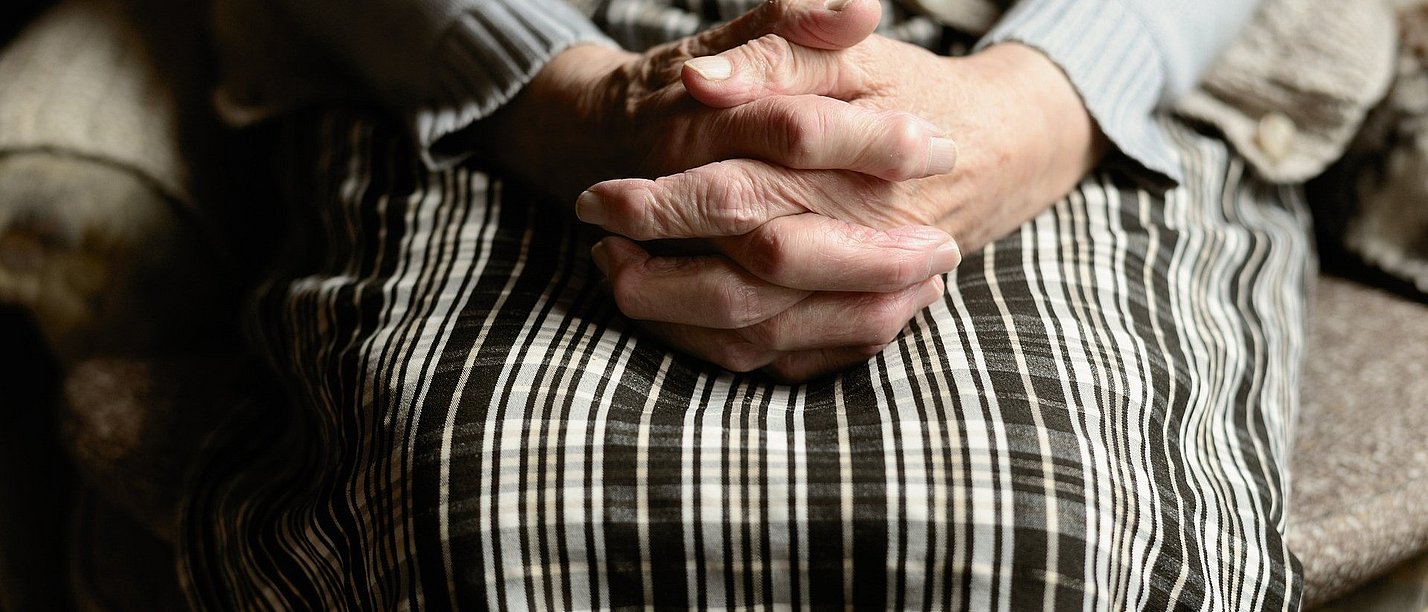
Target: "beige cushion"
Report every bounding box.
[0,0,187,202]
[4,0,1427,608]
[1291,275,1428,606]
[0,0,222,364]
[0,154,215,362]
[1338,3,1428,295]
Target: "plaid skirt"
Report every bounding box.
[178,108,1309,609]
[179,4,1311,609]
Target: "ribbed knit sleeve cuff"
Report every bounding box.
[977,0,1183,185]
[413,0,614,169]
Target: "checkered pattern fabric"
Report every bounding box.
[179,3,1310,609]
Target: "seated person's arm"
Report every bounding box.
[262,0,965,381]
[254,0,609,169]
[577,0,1261,380]
[978,0,1263,183]
[263,0,953,192]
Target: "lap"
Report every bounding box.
[180,109,1309,610]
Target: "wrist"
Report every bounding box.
[523,44,636,119]
[475,44,638,198]
[973,43,1108,193]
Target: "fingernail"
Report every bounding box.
[590,240,611,274]
[928,137,958,175]
[684,56,733,81]
[826,0,855,10]
[576,190,608,225]
[930,240,962,273]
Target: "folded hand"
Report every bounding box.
[586,30,1107,255]
[471,0,973,381]
[577,8,1108,381]
[472,0,956,202]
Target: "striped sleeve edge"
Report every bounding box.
[976,0,1183,185]
[413,0,615,170]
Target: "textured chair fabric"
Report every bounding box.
[1,0,1427,609]
[1291,275,1428,606]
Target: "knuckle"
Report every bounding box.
[831,218,884,244]
[608,266,654,320]
[637,190,669,241]
[741,33,794,73]
[718,280,767,329]
[636,44,687,86]
[756,0,790,28]
[879,114,930,181]
[694,164,766,235]
[597,182,663,241]
[772,103,823,165]
[715,341,773,373]
[625,194,662,242]
[883,251,931,290]
[890,263,924,290]
[866,297,913,346]
[840,225,928,291]
[742,226,792,283]
[737,318,782,350]
[672,38,698,59]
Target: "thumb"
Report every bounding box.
[683,0,881,56]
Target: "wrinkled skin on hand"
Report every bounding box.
[572,8,1108,381]
[587,31,1108,256]
[471,0,1106,382]
[468,0,951,203]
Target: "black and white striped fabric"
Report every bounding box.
[179,5,1310,610]
[180,111,1309,609]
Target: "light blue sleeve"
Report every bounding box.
[271,0,614,169]
[413,1,616,168]
[976,0,1261,183]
